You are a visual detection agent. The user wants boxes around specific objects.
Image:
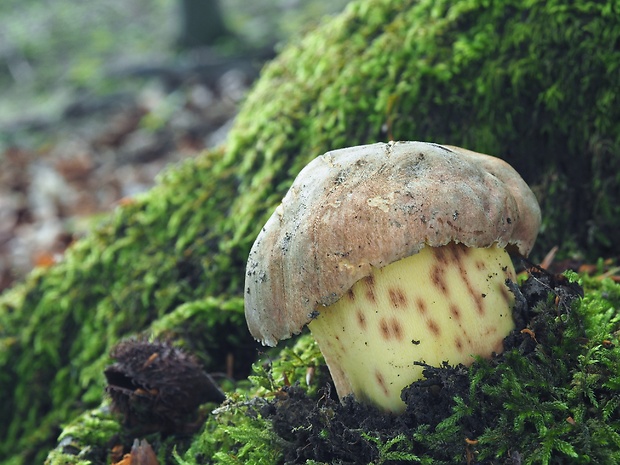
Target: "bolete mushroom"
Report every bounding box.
[244,141,541,413]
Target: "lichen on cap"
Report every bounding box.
[245,141,541,347]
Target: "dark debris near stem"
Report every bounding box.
[262,269,592,465]
[104,338,225,435]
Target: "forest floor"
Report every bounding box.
[0,51,260,291]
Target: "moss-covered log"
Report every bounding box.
[1,0,619,463]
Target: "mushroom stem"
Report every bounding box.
[308,241,516,413]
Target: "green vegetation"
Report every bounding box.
[0,0,619,463]
[0,152,255,463]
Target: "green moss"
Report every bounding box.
[43,406,121,465]
[1,0,620,463]
[41,335,322,465]
[174,335,324,465]
[0,151,255,464]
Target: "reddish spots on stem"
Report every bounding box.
[431,265,448,294]
[475,260,486,271]
[391,319,404,341]
[380,319,390,339]
[416,298,427,315]
[333,334,346,354]
[346,288,356,301]
[362,275,376,303]
[433,247,448,265]
[450,304,461,320]
[379,318,404,341]
[427,319,441,336]
[473,293,485,315]
[449,243,465,264]
[389,288,407,309]
[462,273,485,316]
[375,370,389,396]
[446,243,487,316]
[357,310,366,329]
[455,336,464,352]
[457,322,472,345]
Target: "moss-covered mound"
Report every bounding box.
[1,0,619,463]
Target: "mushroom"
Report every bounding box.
[244,141,541,413]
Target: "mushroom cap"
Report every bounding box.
[244,141,541,346]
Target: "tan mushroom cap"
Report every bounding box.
[245,141,541,346]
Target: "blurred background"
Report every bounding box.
[0,0,350,291]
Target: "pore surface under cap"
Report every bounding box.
[245,141,541,346]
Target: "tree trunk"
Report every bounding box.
[178,0,229,49]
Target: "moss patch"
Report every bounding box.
[0,152,258,463]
